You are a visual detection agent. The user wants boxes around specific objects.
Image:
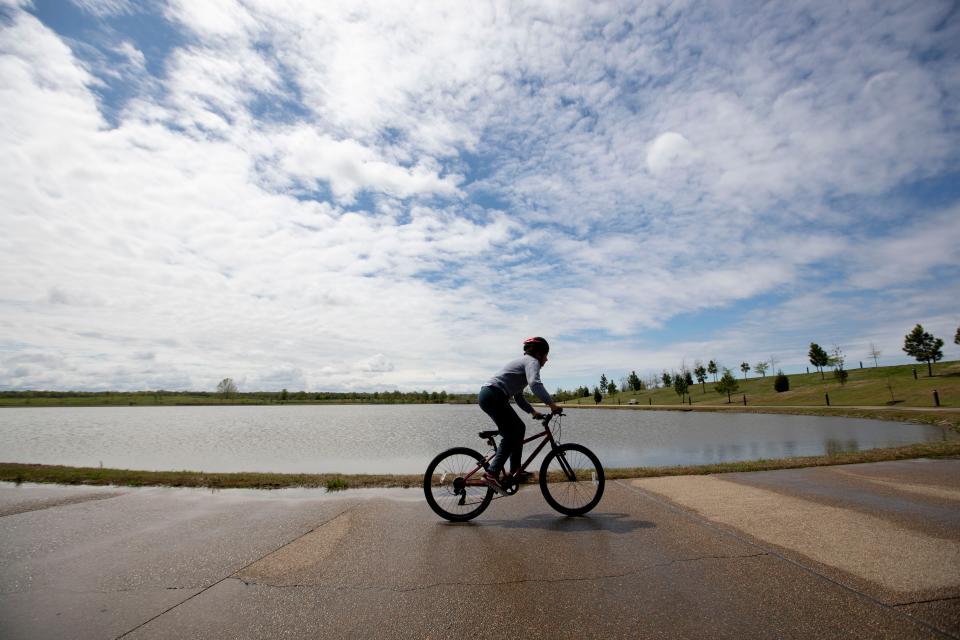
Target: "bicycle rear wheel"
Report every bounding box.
[423,447,493,522]
[539,443,604,516]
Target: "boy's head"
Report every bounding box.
[523,336,550,364]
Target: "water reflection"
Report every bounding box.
[0,405,950,474]
[824,438,861,456]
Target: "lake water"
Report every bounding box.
[0,405,952,474]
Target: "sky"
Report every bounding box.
[1,0,959,394]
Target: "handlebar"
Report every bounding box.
[536,411,565,423]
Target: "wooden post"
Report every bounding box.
[933,390,940,407]
[649,398,652,406]
[743,394,747,406]
[913,368,918,380]
[825,392,830,406]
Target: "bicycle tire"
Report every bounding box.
[539,443,604,516]
[423,447,493,522]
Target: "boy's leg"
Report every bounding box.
[508,420,526,475]
[478,387,525,476]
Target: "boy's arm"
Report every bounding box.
[524,358,555,405]
[513,393,534,414]
[524,358,561,414]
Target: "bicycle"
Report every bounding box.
[423,413,604,521]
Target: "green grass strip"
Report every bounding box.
[3,440,959,490]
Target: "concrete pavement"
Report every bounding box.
[1,459,958,639]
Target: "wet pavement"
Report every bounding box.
[1,459,958,639]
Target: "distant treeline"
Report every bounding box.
[2,388,600,404]
[0,389,484,404]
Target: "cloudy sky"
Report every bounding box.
[1,0,959,393]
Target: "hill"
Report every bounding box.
[573,360,960,409]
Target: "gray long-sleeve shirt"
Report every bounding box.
[485,354,554,413]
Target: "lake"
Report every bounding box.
[0,405,952,474]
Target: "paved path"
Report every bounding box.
[1,459,958,639]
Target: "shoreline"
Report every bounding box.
[3,439,960,491]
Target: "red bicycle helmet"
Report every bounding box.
[523,336,550,356]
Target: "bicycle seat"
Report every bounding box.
[478,430,499,439]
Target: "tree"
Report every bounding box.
[673,373,689,402]
[599,373,608,391]
[707,360,718,382]
[768,355,778,377]
[661,371,672,387]
[739,361,750,379]
[607,381,618,397]
[216,378,238,398]
[868,343,882,368]
[808,343,829,379]
[754,361,768,377]
[774,370,789,392]
[714,370,739,404]
[955,327,959,345]
[830,345,848,386]
[627,371,642,391]
[684,370,693,386]
[693,363,707,392]
[593,387,602,404]
[902,324,944,377]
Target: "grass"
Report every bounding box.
[0,464,421,490]
[4,437,959,491]
[572,360,960,409]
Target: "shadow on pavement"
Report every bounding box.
[448,512,655,533]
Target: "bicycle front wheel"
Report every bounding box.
[423,447,493,522]
[539,443,604,516]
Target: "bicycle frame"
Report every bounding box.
[462,416,562,487]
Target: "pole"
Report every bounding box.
[825,392,830,406]
[933,390,940,407]
[742,394,747,406]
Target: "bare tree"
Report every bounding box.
[768,354,778,376]
[216,378,238,398]
[868,343,882,367]
[754,361,768,377]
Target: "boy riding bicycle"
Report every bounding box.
[478,337,561,495]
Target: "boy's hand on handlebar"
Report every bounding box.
[549,403,562,414]
[531,410,545,420]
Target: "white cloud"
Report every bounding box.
[646,132,697,175]
[1,1,958,391]
[256,126,462,203]
[358,354,395,373]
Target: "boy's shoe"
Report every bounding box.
[482,472,507,496]
[513,471,533,484]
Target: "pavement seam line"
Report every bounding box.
[232,551,770,592]
[613,480,959,640]
[893,595,960,608]
[112,504,358,640]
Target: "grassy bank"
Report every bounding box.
[4,439,959,490]
[574,360,960,408]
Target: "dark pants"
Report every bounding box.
[478,386,526,475]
